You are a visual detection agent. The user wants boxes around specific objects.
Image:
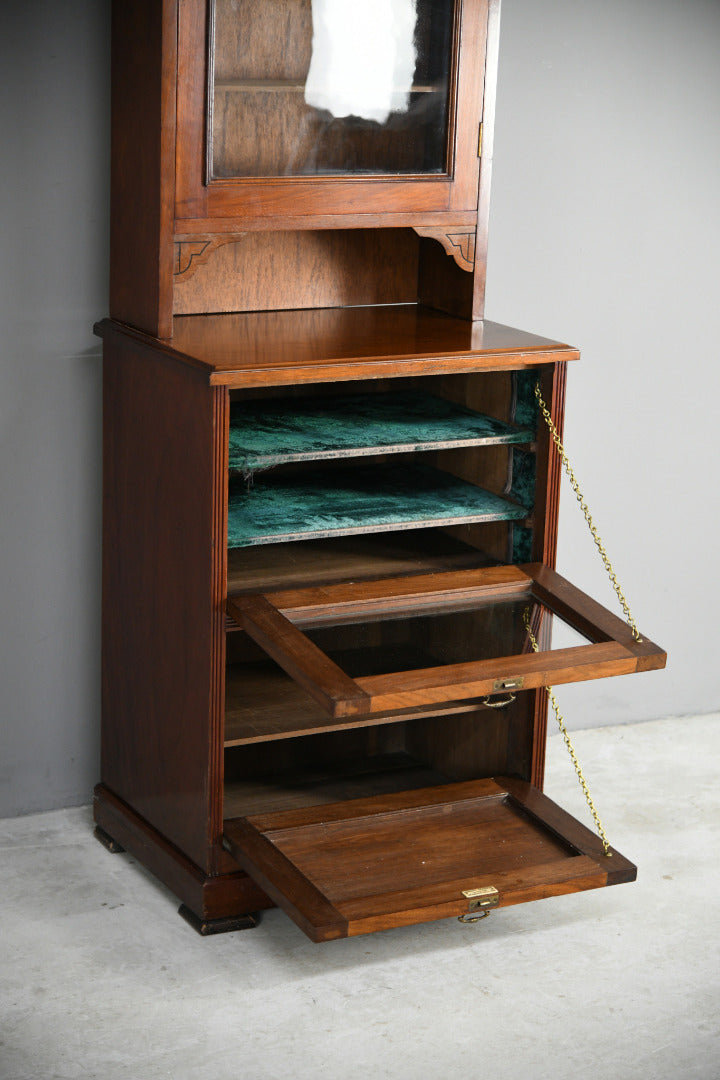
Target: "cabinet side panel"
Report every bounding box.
[101,333,223,871]
[472,0,501,319]
[109,0,177,337]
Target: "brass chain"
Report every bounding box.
[534,383,642,642]
[526,381,649,857]
[523,611,612,857]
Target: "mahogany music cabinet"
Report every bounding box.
[94,0,666,940]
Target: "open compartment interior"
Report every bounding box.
[219,360,661,940]
[223,700,532,818]
[226,369,537,577]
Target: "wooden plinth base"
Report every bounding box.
[178,904,258,936]
[94,825,125,853]
[93,784,273,925]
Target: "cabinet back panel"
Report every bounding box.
[222,705,524,819]
[173,229,419,314]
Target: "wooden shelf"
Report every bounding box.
[147,310,580,387]
[223,752,450,819]
[227,531,495,593]
[215,80,443,94]
[227,463,527,548]
[225,661,488,746]
[229,391,533,472]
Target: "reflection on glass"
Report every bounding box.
[305,0,418,124]
[303,602,592,679]
[211,0,455,178]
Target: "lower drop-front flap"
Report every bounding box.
[223,776,636,942]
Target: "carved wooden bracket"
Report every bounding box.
[412,227,476,272]
[174,236,244,280]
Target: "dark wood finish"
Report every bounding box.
[417,234,475,320]
[246,564,532,620]
[109,0,176,337]
[177,210,478,234]
[357,641,661,711]
[94,784,273,920]
[223,816,345,941]
[529,562,663,660]
[472,0,501,319]
[110,0,502,325]
[175,0,488,220]
[95,309,579,387]
[224,777,636,941]
[530,361,567,787]
[227,595,371,719]
[228,567,666,719]
[93,826,125,854]
[174,229,420,315]
[225,662,500,746]
[178,905,257,936]
[101,328,225,872]
[226,531,494,594]
[223,750,450,818]
[97,1,663,940]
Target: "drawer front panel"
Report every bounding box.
[227,563,665,723]
[224,776,636,941]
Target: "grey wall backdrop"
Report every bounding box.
[1,0,718,818]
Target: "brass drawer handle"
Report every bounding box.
[458,909,492,923]
[481,692,516,709]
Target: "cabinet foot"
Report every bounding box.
[94,825,125,854]
[178,904,257,936]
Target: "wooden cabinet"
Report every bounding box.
[95,0,665,940]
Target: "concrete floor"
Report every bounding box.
[1,713,718,1080]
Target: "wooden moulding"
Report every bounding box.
[96,310,579,388]
[413,227,476,271]
[223,776,637,942]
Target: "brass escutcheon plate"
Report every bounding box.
[462,885,499,912]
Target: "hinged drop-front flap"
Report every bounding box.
[226,564,665,720]
[223,777,637,942]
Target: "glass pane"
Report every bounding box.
[301,601,594,679]
[211,0,456,178]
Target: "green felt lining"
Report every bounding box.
[510,371,539,562]
[227,463,527,548]
[229,391,533,473]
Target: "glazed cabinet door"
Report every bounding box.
[175,0,490,224]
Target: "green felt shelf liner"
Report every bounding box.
[229,391,533,472]
[511,372,539,563]
[227,463,528,548]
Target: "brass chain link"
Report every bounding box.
[523,611,612,857]
[526,381,649,857]
[534,383,643,642]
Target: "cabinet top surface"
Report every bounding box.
[98,305,578,388]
